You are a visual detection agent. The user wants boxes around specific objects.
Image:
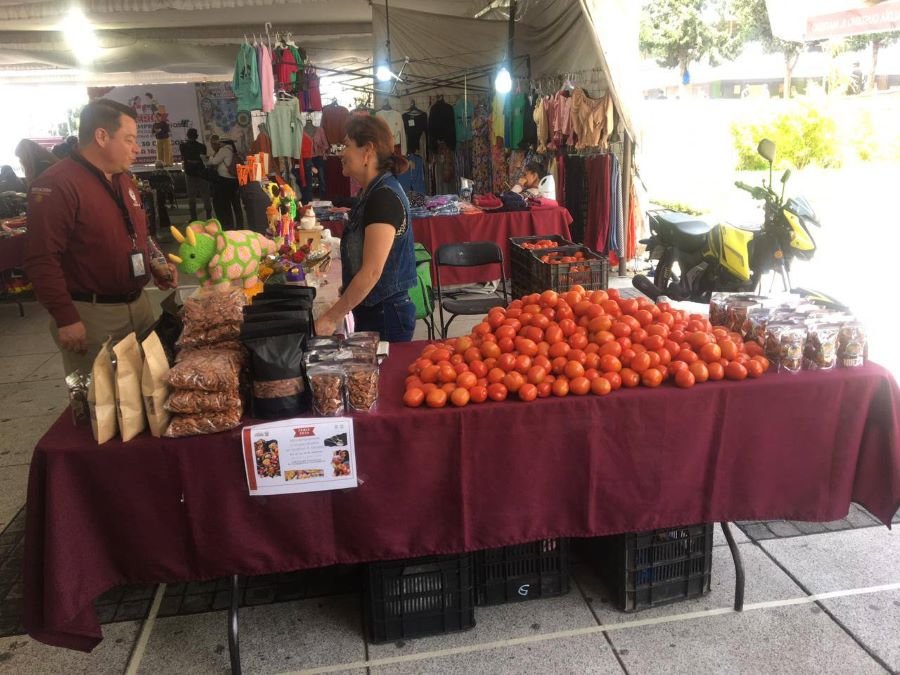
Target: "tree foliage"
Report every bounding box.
[640,0,743,79]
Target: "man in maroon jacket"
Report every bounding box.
[25,99,177,377]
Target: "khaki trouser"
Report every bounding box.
[50,292,155,377]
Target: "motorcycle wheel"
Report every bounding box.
[654,249,679,292]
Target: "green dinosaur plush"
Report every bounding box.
[168,219,277,289]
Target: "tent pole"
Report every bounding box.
[621,130,633,277]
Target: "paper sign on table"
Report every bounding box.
[241,417,357,496]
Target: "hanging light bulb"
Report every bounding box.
[62,7,101,65]
[376,64,394,82]
[495,66,512,94]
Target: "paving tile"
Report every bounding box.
[27,353,64,382]
[0,466,28,533]
[138,594,365,675]
[367,576,596,661]
[761,527,900,593]
[767,521,802,538]
[0,308,51,337]
[793,521,829,535]
[0,413,57,467]
[820,587,900,672]
[0,619,139,674]
[846,503,879,529]
[737,522,775,541]
[113,599,150,622]
[577,543,805,625]
[370,634,621,674]
[0,379,68,419]
[606,604,884,675]
[0,354,55,385]
[712,522,749,547]
[0,329,59,357]
[823,518,853,531]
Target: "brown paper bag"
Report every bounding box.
[113,333,146,441]
[141,331,172,438]
[88,337,118,444]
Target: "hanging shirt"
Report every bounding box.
[453,98,474,143]
[258,45,274,113]
[403,110,428,154]
[310,126,329,157]
[508,92,526,150]
[267,97,303,158]
[534,96,549,153]
[376,109,407,154]
[521,91,538,149]
[571,88,614,149]
[491,93,506,144]
[306,70,322,111]
[427,99,456,152]
[397,153,426,193]
[232,43,261,112]
[274,47,299,93]
[553,91,574,148]
[321,103,351,145]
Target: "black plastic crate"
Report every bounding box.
[475,538,570,605]
[364,554,476,643]
[582,524,713,612]
[508,235,575,291]
[514,245,609,296]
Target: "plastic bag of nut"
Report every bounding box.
[837,321,866,368]
[308,364,345,416]
[344,331,380,349]
[766,321,806,374]
[802,322,840,371]
[183,287,246,327]
[343,360,379,412]
[726,298,762,334]
[243,332,308,419]
[709,292,735,327]
[163,408,243,438]
[167,350,243,391]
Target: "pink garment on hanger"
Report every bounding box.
[258,45,274,113]
[312,126,329,157]
[552,92,573,148]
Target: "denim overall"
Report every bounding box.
[341,172,417,342]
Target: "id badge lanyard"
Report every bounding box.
[71,153,147,280]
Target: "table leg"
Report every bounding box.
[228,574,242,675]
[720,522,745,611]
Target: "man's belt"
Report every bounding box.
[71,290,143,304]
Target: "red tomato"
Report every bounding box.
[689,361,710,383]
[602,371,622,390]
[497,353,517,372]
[725,362,748,380]
[699,342,722,363]
[599,341,622,357]
[641,367,664,388]
[518,383,538,402]
[591,376,612,396]
[487,383,508,401]
[469,385,488,403]
[569,376,591,396]
[631,352,651,373]
[675,369,696,389]
[527,365,547,385]
[745,360,764,378]
[468,360,488,379]
[503,371,525,393]
[536,381,553,398]
[551,378,570,397]
[487,367,506,384]
[403,388,425,407]
[456,372,477,389]
[426,389,448,408]
[514,354,533,373]
[450,388,470,406]
[564,360,585,379]
[620,368,640,388]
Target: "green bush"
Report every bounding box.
[730,103,841,170]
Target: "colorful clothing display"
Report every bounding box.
[258,45,274,113]
[453,98,474,143]
[491,93,506,144]
[428,98,456,152]
[571,88,614,150]
[321,102,351,146]
[232,43,261,112]
[267,97,303,158]
[470,106,492,195]
[376,109,407,154]
[403,109,428,154]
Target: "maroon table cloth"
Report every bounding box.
[329,207,574,286]
[0,234,25,272]
[24,342,900,652]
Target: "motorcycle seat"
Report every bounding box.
[654,210,715,236]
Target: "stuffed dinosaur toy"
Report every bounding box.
[167,219,276,289]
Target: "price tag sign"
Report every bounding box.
[241,417,357,496]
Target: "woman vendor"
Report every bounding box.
[314,116,417,342]
[511,161,546,198]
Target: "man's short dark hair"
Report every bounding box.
[186,128,199,140]
[79,99,137,145]
[524,161,545,177]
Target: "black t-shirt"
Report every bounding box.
[180,140,207,176]
[363,187,406,236]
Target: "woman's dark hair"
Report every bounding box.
[78,99,137,145]
[345,116,409,175]
[524,161,545,177]
[186,128,199,140]
[14,139,58,186]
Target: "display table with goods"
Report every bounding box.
[0,217,34,316]
[23,277,900,657]
[328,206,575,286]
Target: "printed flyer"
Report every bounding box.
[241,417,357,496]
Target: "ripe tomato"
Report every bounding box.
[707,361,725,381]
[540,290,559,307]
[426,388,448,408]
[403,388,425,407]
[675,369,696,389]
[468,360,488,379]
[602,371,622,390]
[689,360,710,383]
[744,341,765,358]
[564,360,585,379]
[725,361,748,381]
[503,371,525,393]
[589,316,613,333]
[514,354,533,373]
[497,353,517,372]
[487,383,508,402]
[699,342,722,363]
[450,388,470,407]
[441,382,457,394]
[468,385,488,403]
[544,325,564,344]
[635,309,654,327]
[620,367,640,388]
[568,349,587,364]
[620,348,636,367]
[516,338,539,357]
[480,341,501,360]
[548,341,571,359]
[569,376,591,396]
[551,378,570,397]
[526,365,547,384]
[668,361,689,377]
[456,372,478,389]
[611,321,632,338]
[643,334,665,352]
[568,332,589,351]
[518,383,538,402]
[599,340,622,357]
[647,351,662,368]
[591,376,612,396]
[656,347,672,366]
[536,381,553,398]
[676,348,698,364]
[745,360,764,378]
[599,354,622,373]
[719,339,739,361]
[487,367,506,384]
[630,352,651,374]
[641,367,664,388]
[751,355,771,372]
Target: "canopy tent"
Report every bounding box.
[370,0,639,141]
[765,0,900,43]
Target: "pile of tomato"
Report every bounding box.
[520,239,564,250]
[401,285,772,409]
[539,250,587,265]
